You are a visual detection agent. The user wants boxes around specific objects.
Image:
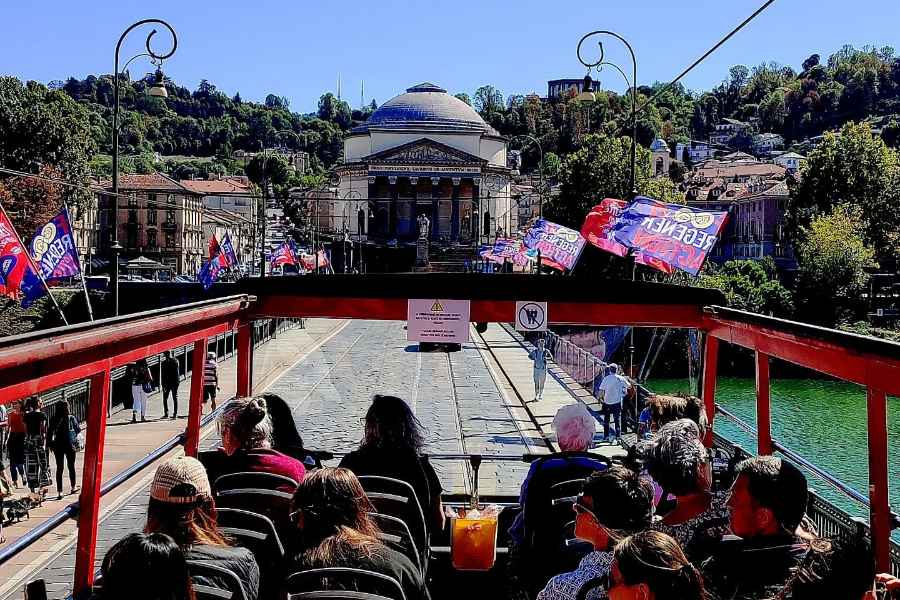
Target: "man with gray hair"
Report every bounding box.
[597,363,631,443]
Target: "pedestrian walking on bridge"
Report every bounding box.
[161,350,180,419]
[528,338,553,401]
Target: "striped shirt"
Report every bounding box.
[203,360,218,386]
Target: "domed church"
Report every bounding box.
[336,83,512,253]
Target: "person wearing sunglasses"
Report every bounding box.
[536,467,654,600]
[605,530,706,600]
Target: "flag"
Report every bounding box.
[221,233,238,268]
[582,200,676,275]
[609,197,729,276]
[19,209,83,308]
[523,219,586,271]
[198,256,224,291]
[270,241,296,271]
[298,249,329,271]
[478,245,505,265]
[0,210,29,301]
[209,235,222,261]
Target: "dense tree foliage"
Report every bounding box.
[697,258,794,318]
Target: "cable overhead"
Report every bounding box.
[615,0,780,128]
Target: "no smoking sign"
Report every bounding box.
[515,301,548,332]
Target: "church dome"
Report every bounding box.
[352,83,498,135]
[650,138,670,152]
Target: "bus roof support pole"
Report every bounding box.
[184,338,208,457]
[755,351,772,455]
[73,370,111,599]
[237,323,253,397]
[866,386,890,572]
[700,334,718,448]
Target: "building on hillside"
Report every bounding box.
[70,188,102,271]
[675,141,715,163]
[686,161,786,186]
[181,176,256,220]
[650,139,671,178]
[718,151,758,164]
[685,182,740,264]
[547,79,583,100]
[105,173,205,275]
[752,133,785,155]
[233,148,310,174]
[733,180,795,271]
[710,131,732,145]
[336,82,512,254]
[202,209,255,270]
[716,118,749,134]
[774,152,807,173]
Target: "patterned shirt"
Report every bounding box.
[536,551,613,600]
[203,360,218,386]
[651,492,730,552]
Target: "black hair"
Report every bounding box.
[768,537,875,600]
[583,466,654,535]
[24,396,39,412]
[614,530,706,600]
[53,401,70,419]
[101,532,195,600]
[362,395,425,453]
[258,392,304,448]
[736,456,808,531]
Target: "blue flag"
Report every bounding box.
[19,209,82,308]
[523,219,586,271]
[221,233,238,268]
[609,197,728,276]
[198,257,223,291]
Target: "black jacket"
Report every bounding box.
[700,534,807,600]
[161,357,180,389]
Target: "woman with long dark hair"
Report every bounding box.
[48,400,80,500]
[258,393,320,468]
[339,395,444,532]
[7,400,27,488]
[144,455,259,600]
[101,532,195,600]
[606,530,706,600]
[283,468,430,600]
[21,396,50,496]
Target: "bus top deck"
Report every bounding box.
[0,272,898,598]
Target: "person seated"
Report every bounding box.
[206,396,307,490]
[258,393,321,468]
[100,532,194,600]
[638,419,728,559]
[605,530,707,600]
[144,455,260,600]
[280,467,430,600]
[700,455,809,600]
[536,467,654,600]
[339,395,444,533]
[765,537,875,600]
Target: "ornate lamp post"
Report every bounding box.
[110,19,176,316]
[577,31,638,199]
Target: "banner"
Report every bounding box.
[609,197,728,276]
[299,249,330,271]
[582,200,675,274]
[270,241,296,270]
[221,233,238,268]
[198,256,224,291]
[478,245,505,265]
[19,209,83,308]
[0,210,29,301]
[209,234,222,261]
[523,219,586,271]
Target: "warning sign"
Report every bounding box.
[407,299,471,343]
[515,301,547,332]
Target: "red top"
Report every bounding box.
[7,411,26,434]
[212,447,306,492]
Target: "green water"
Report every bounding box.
[648,378,900,521]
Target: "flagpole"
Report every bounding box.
[64,202,94,321]
[0,202,69,326]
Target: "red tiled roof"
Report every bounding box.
[180,178,254,195]
[101,173,193,192]
[694,163,786,179]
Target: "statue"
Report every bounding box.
[417,214,430,240]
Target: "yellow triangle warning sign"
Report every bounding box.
[431,300,443,312]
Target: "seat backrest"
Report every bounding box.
[186,560,248,600]
[216,507,285,560]
[290,591,394,600]
[213,472,297,529]
[213,471,300,495]
[357,476,427,568]
[285,568,406,600]
[368,512,421,574]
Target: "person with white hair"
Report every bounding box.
[528,338,553,401]
[203,351,220,412]
[597,363,631,443]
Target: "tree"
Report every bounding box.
[802,54,821,73]
[669,161,688,182]
[697,260,793,318]
[245,153,292,193]
[788,122,900,256]
[454,92,471,106]
[541,152,561,179]
[881,120,900,149]
[794,205,877,325]
[0,77,97,212]
[473,86,503,120]
[0,167,64,238]
[265,94,284,109]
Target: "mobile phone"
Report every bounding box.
[24,579,47,600]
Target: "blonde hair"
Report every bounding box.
[219,396,273,450]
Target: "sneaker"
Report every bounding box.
[56,494,62,500]
[71,486,80,495]
[132,413,137,423]
[163,413,168,419]
[171,415,177,420]
[141,417,147,423]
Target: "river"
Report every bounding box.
[648,377,900,522]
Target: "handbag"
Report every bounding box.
[68,415,85,452]
[142,381,153,393]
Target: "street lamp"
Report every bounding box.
[341,191,361,273]
[577,31,638,198]
[110,19,177,317]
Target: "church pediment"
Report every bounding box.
[363,138,486,164]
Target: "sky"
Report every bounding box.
[1,0,898,113]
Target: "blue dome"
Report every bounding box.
[352,83,497,134]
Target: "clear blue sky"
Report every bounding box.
[1,0,898,113]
